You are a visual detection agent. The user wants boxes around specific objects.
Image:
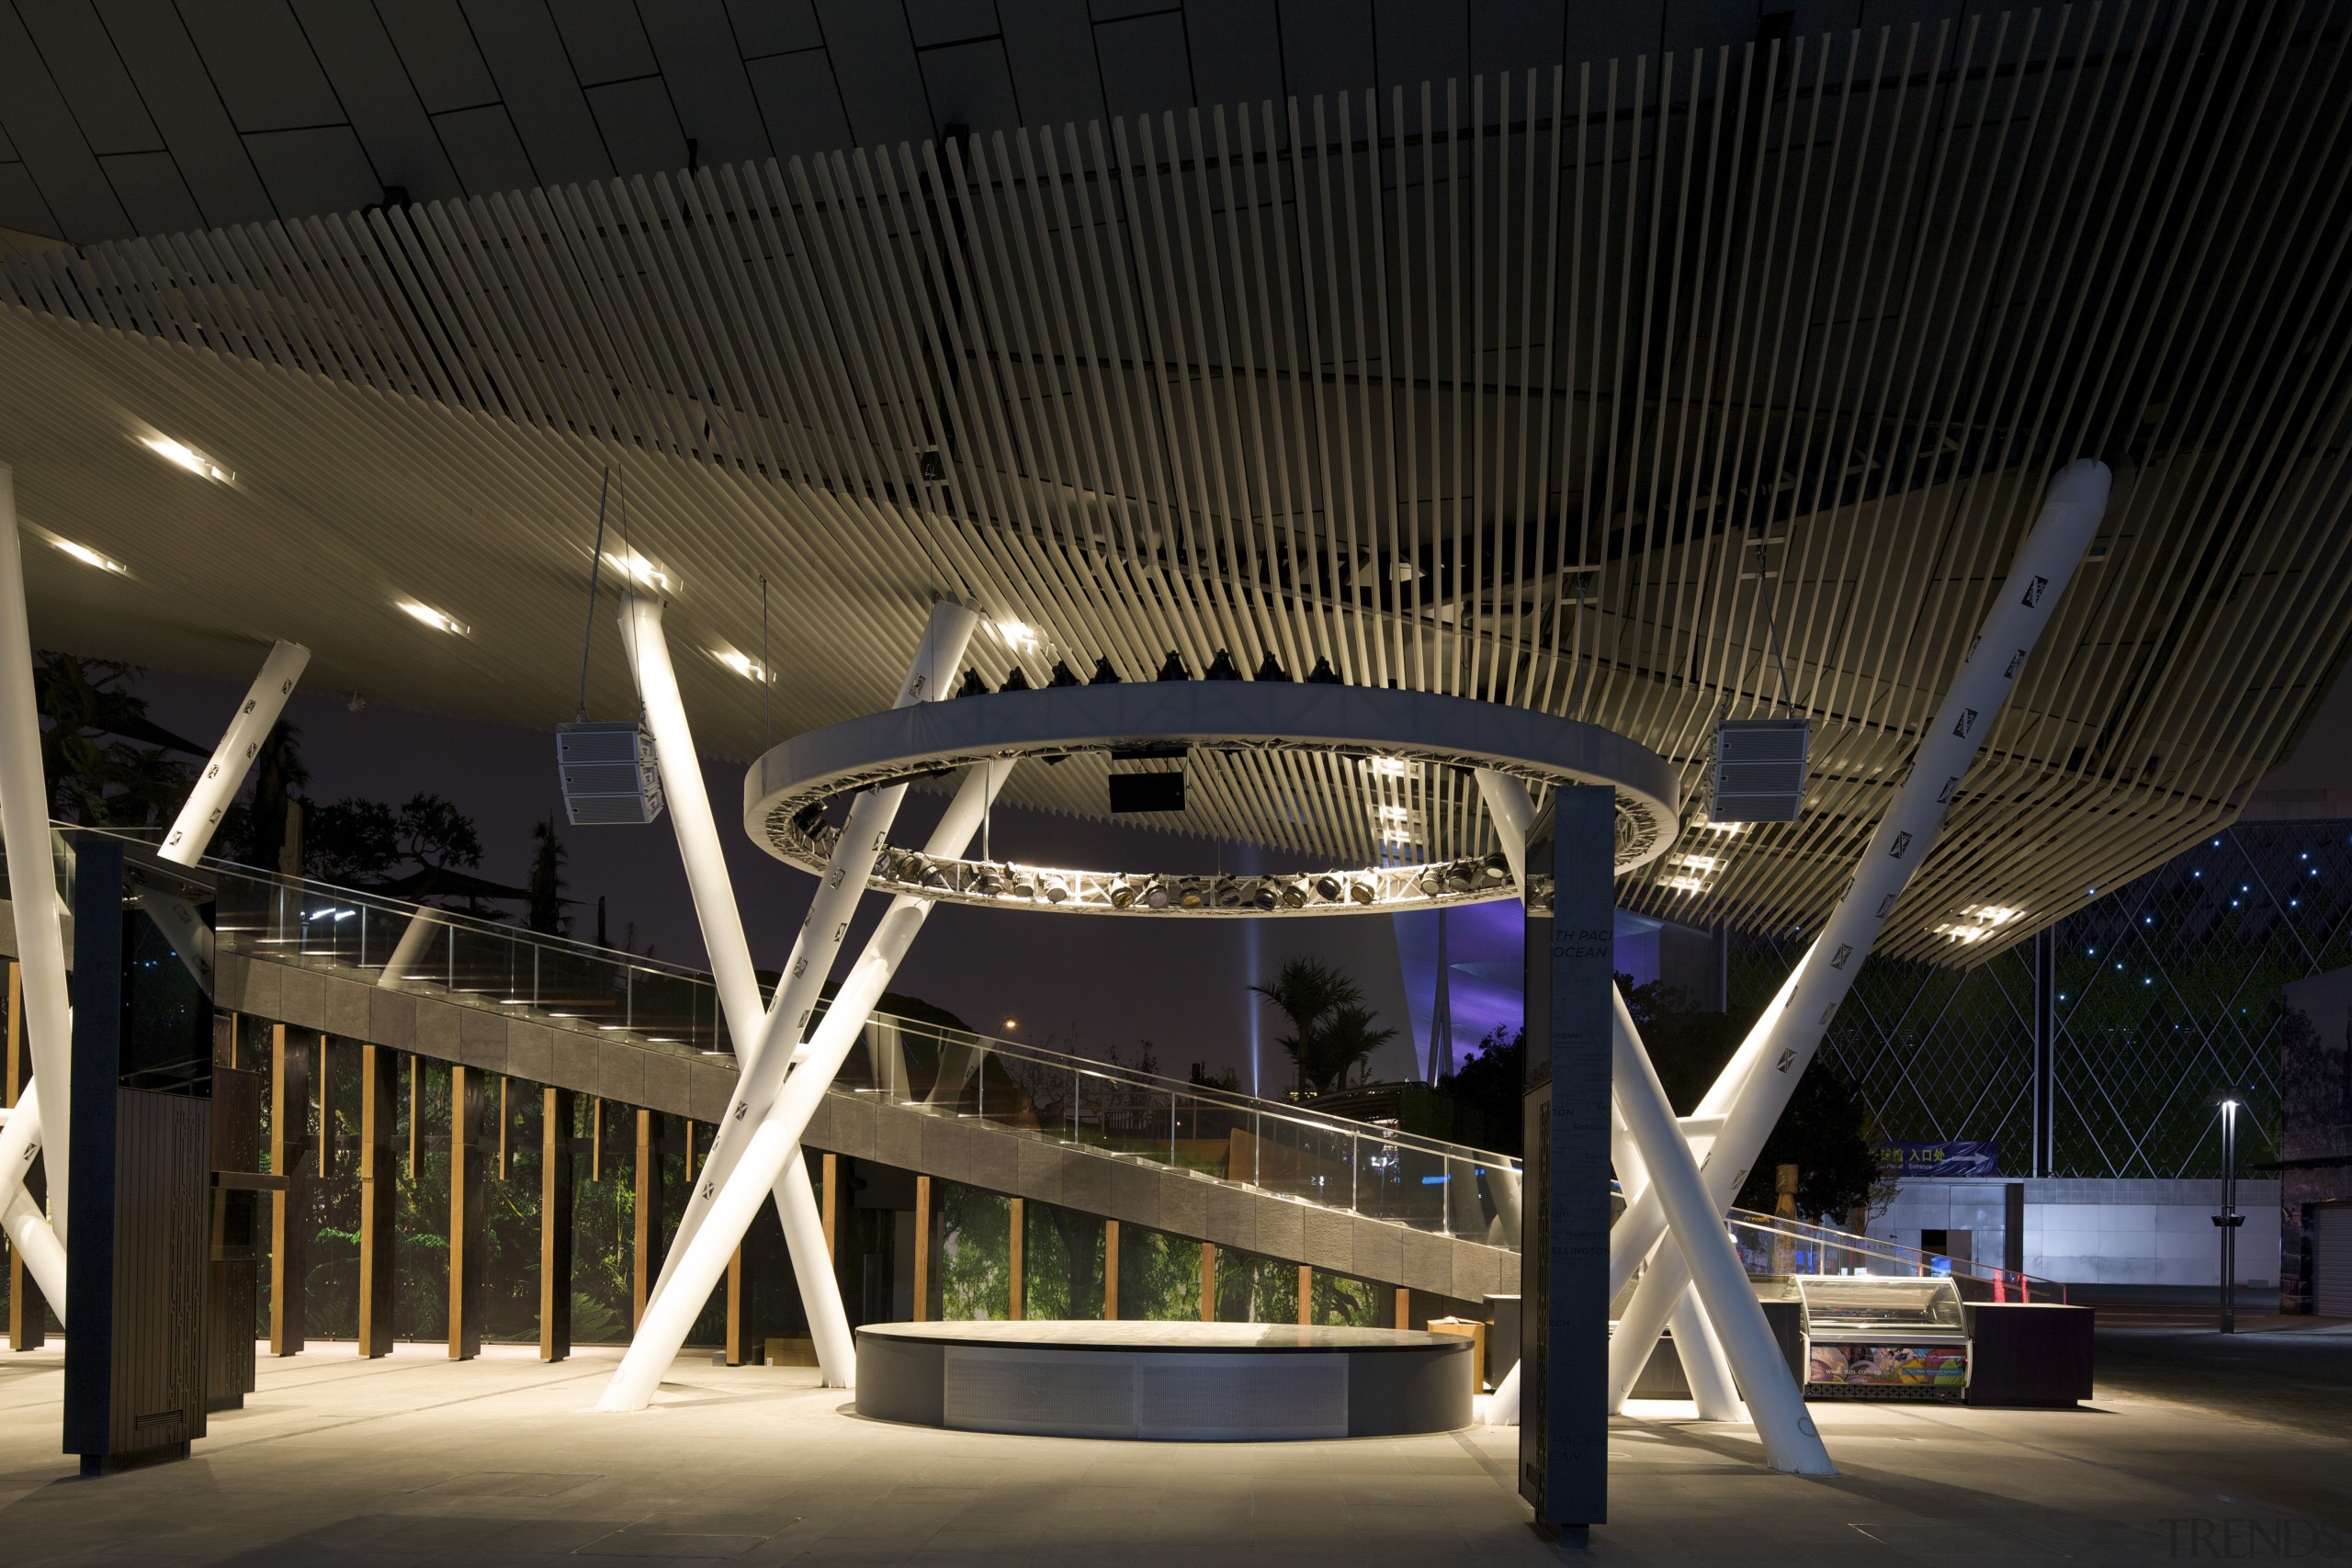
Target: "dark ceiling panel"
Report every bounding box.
[548,0,660,85]
[462,0,615,185]
[180,0,347,134]
[584,77,689,176]
[17,0,162,158]
[920,39,1025,135]
[242,123,379,220]
[746,49,854,159]
[1096,11,1193,120]
[295,0,463,202]
[907,0,1005,49]
[0,164,63,240]
[729,0,825,58]
[638,0,774,166]
[1182,0,1283,107]
[96,149,204,234]
[95,0,275,229]
[1470,0,1565,76]
[998,0,1106,130]
[431,103,537,196]
[0,4,130,241]
[1277,0,1378,98]
[816,0,937,146]
[378,0,502,115]
[1374,0,1468,92]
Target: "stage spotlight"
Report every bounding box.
[1418,867,1447,897]
[1108,879,1138,909]
[1214,879,1244,908]
[1158,649,1191,681]
[1279,878,1309,908]
[956,668,992,697]
[1143,879,1172,909]
[1091,656,1123,684]
[1255,651,1291,682]
[922,864,951,891]
[1313,874,1343,902]
[1177,878,1207,909]
[1446,861,1479,893]
[1047,660,1082,688]
[1346,879,1376,906]
[1306,655,1342,684]
[1251,884,1279,911]
[1204,649,1242,681]
[975,866,1005,897]
[1480,852,1512,884]
[1001,667,1033,692]
[1042,876,1070,904]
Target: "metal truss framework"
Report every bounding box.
[2,5,2350,966]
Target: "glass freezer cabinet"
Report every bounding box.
[1794,1275,1969,1400]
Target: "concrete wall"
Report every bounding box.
[1875,1177,2281,1290]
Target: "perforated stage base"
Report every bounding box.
[854,1321,1475,1441]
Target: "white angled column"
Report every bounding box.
[1611,991,1830,1469]
[1611,1100,1739,1420]
[0,465,75,1244]
[0,1079,63,1307]
[1607,460,2109,1412]
[646,599,974,1313]
[599,757,1011,1412]
[159,639,311,866]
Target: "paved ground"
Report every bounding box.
[1,1328,2346,1565]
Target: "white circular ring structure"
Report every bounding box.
[743,682,1679,916]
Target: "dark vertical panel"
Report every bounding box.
[1008,1195,1025,1318]
[356,1043,396,1357]
[447,1062,485,1359]
[206,1065,262,1411]
[267,1023,310,1356]
[540,1086,575,1361]
[1520,788,1611,1537]
[64,844,127,1456]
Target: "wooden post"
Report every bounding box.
[684,1122,697,1182]
[6,962,48,1349]
[1298,1265,1313,1326]
[1395,1286,1411,1330]
[725,1243,759,1365]
[1007,1197,1024,1320]
[356,1043,397,1358]
[496,1077,513,1179]
[268,1024,311,1356]
[912,1175,933,1322]
[316,1034,336,1178]
[1199,1242,1216,1322]
[406,1055,421,1179]
[590,1099,605,1182]
[631,1110,663,1329]
[448,1063,485,1359]
[540,1088,575,1361]
[820,1152,838,1260]
[1102,1219,1120,1321]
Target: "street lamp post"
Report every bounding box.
[2212,1092,2245,1334]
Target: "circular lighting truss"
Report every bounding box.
[744,682,1679,917]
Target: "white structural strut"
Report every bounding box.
[1611,1100,1739,1421]
[599,759,1011,1412]
[1608,460,2111,1411]
[160,639,311,866]
[619,593,871,1387]
[377,907,440,988]
[645,599,976,1315]
[1612,986,1834,1473]
[1473,768,1538,890]
[0,1077,63,1307]
[0,466,74,1243]
[1607,957,1805,1303]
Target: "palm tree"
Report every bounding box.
[1303,1004,1399,1096]
[1249,957,1361,1097]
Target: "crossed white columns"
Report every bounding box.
[0,459,312,1323]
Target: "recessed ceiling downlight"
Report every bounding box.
[399,601,469,635]
[51,537,129,575]
[141,434,233,482]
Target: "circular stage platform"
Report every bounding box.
[855,1321,1474,1441]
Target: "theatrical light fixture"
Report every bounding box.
[1005,867,1036,899]
[399,601,469,635]
[1480,852,1511,884]
[1346,879,1376,905]
[1107,879,1137,909]
[1417,868,1447,897]
[1177,877,1208,909]
[1042,875,1070,904]
[1250,884,1278,911]
[1670,853,1720,871]
[1660,874,1707,893]
[1313,874,1343,903]
[1142,878,1171,909]
[1214,879,1243,909]
[604,550,673,592]
[141,434,232,482]
[1279,878,1309,908]
[51,537,128,575]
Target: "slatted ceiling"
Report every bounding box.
[2,7,2349,959]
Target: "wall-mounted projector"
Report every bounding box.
[556,721,665,825]
[1710,716,1809,822]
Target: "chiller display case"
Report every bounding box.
[1794,1275,1969,1400]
